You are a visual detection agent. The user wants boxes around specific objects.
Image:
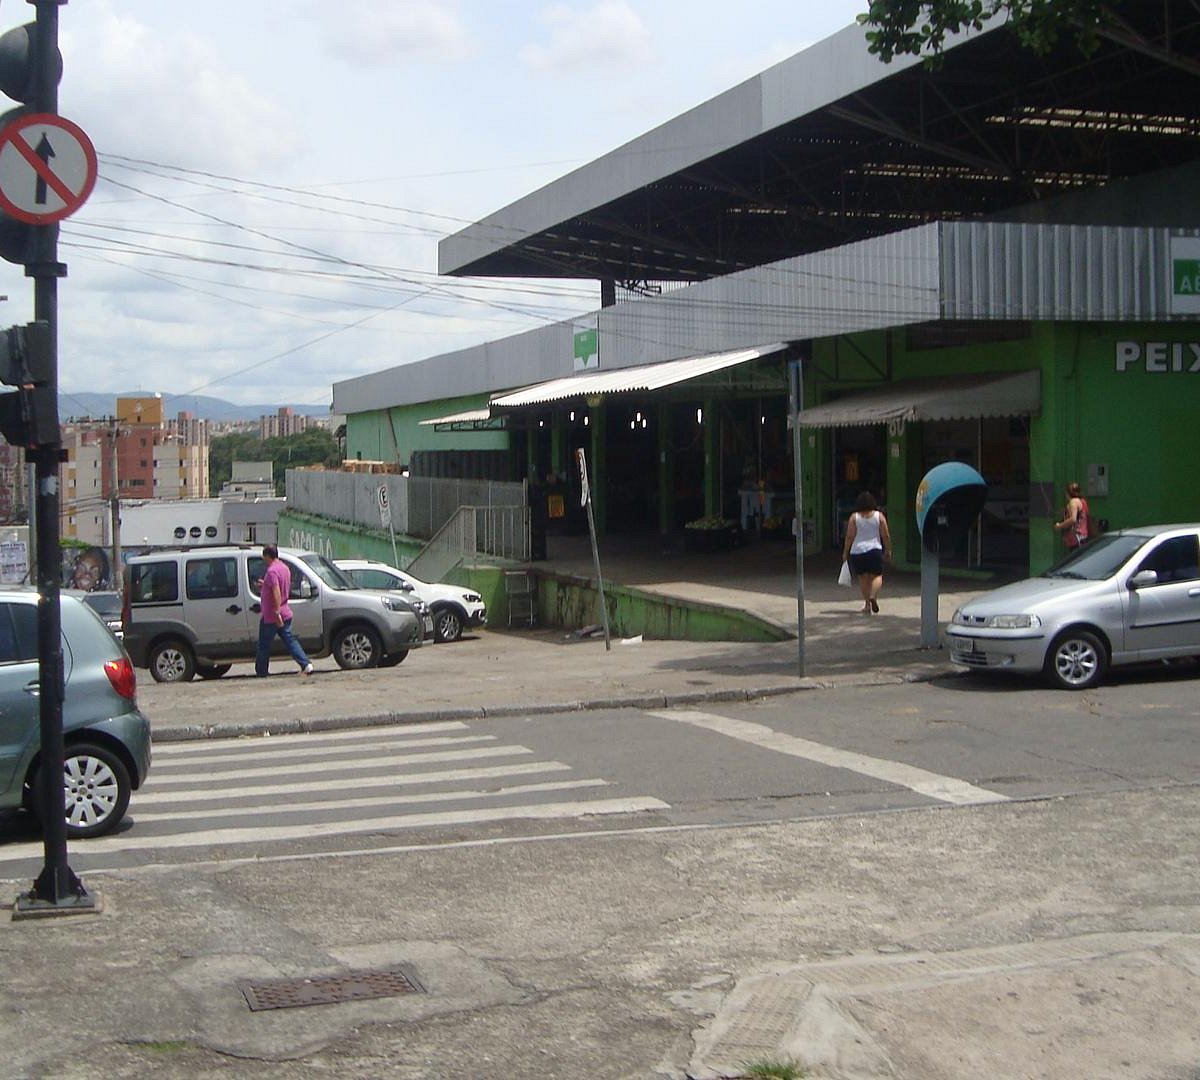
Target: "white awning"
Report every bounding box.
[797,370,1041,428]
[418,408,493,426]
[488,343,788,409]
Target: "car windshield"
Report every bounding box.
[300,553,358,591]
[1041,533,1152,581]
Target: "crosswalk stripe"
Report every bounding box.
[648,709,1009,806]
[131,778,610,824]
[150,720,470,755]
[131,760,574,806]
[149,733,496,769]
[144,744,535,786]
[0,797,671,860]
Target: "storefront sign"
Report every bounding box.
[1169,236,1200,315]
[573,317,599,372]
[1115,341,1200,373]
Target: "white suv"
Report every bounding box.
[335,559,487,643]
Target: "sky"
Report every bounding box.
[0,1,870,414]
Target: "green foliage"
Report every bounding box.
[858,0,1120,63]
[741,1059,806,1080]
[209,428,340,496]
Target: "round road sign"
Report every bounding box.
[0,113,97,224]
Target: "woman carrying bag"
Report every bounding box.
[842,491,892,614]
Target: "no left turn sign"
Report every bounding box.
[0,113,97,224]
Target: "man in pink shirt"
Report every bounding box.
[255,545,314,677]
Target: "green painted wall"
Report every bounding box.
[277,510,508,618]
[345,393,507,465]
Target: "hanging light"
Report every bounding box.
[696,407,704,425]
[583,415,590,426]
[641,418,648,429]
[569,411,575,422]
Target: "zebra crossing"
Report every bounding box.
[0,720,669,876]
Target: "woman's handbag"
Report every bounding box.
[838,560,852,586]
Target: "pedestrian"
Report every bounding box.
[1053,481,1090,550]
[255,544,314,677]
[842,491,892,614]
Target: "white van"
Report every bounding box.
[123,546,431,682]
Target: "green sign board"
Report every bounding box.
[1174,259,1200,296]
[573,324,598,371]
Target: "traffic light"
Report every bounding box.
[0,320,57,446]
[0,20,62,265]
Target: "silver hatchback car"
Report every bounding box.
[0,589,152,837]
[946,523,1200,689]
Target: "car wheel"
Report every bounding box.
[433,606,464,643]
[1045,629,1107,690]
[332,623,382,669]
[149,638,196,683]
[196,663,232,679]
[378,649,408,668]
[61,742,131,839]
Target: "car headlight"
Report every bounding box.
[985,614,1041,629]
[463,592,482,603]
[381,595,411,613]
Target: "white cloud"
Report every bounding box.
[62,5,302,175]
[521,1,652,73]
[307,1,473,66]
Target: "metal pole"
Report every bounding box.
[20,0,93,913]
[576,448,610,651]
[108,417,122,592]
[789,358,806,678]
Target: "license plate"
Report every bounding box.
[951,637,976,655]
[423,616,434,633]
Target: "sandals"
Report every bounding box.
[870,598,879,613]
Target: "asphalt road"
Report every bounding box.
[4,664,1197,880]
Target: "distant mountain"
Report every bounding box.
[57,392,329,423]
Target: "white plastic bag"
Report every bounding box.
[838,560,852,586]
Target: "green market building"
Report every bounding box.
[331,7,1200,576]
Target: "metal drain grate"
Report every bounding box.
[240,965,425,1011]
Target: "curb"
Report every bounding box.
[148,667,953,743]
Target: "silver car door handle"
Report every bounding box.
[1189,588,1200,598]
[24,680,39,695]
[226,604,242,614]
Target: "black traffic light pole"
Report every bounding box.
[19,0,93,913]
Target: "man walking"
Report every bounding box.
[256,545,314,677]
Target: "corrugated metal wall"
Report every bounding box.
[940,223,1179,321]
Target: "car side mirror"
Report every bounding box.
[1128,570,1158,590]
[298,579,315,599]
[399,581,415,592]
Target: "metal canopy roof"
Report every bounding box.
[440,5,1200,283]
[489,344,786,410]
[797,370,1041,428]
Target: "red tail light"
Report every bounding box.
[104,656,137,701]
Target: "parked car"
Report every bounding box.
[335,558,487,643]
[945,522,1200,689]
[122,546,431,683]
[65,588,124,639]
[0,588,152,838]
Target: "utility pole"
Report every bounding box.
[107,416,121,592]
